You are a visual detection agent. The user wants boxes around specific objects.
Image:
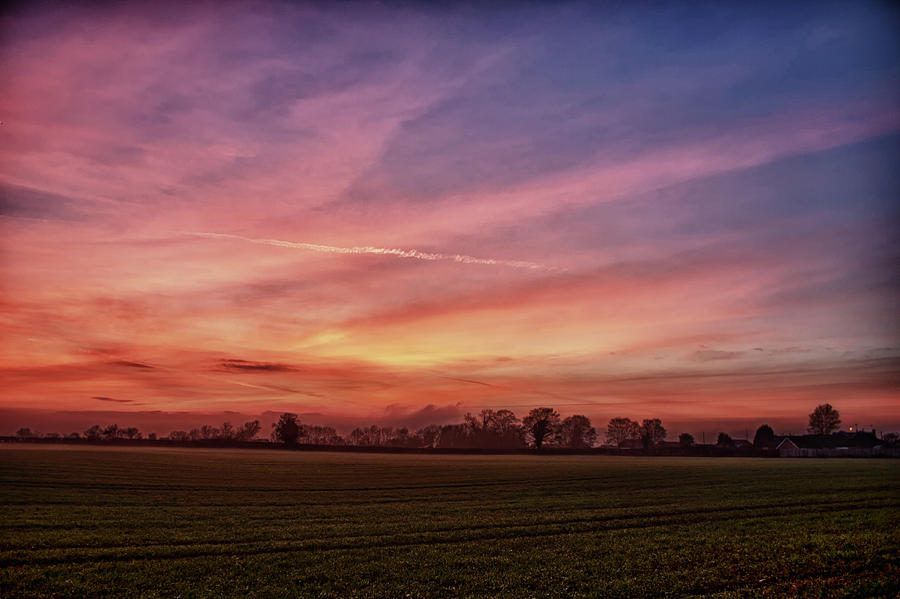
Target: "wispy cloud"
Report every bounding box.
[109,360,154,369]
[92,396,133,403]
[181,231,557,271]
[218,359,295,372]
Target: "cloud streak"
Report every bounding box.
[92,396,133,403]
[181,231,556,271]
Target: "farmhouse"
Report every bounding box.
[775,437,802,457]
[775,431,885,457]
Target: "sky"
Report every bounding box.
[1,1,899,438]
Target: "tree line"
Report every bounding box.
[14,408,600,449]
[14,403,890,449]
[271,408,599,449]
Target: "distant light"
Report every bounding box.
[849,427,853,431]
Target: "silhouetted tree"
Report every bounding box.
[348,427,367,446]
[494,411,524,448]
[169,430,190,441]
[102,424,120,440]
[679,433,694,448]
[220,422,235,440]
[523,407,560,449]
[199,424,219,440]
[716,432,733,446]
[272,413,301,445]
[147,433,157,441]
[15,427,33,438]
[559,415,597,448]
[67,432,81,440]
[808,404,841,435]
[417,424,441,448]
[463,412,481,435]
[45,432,60,439]
[459,409,522,448]
[327,428,346,446]
[387,427,412,447]
[188,428,201,441]
[606,417,640,446]
[84,425,102,441]
[233,420,260,441]
[753,424,775,447]
[473,409,493,431]
[435,424,471,448]
[455,410,522,448]
[357,424,392,447]
[302,424,343,445]
[123,427,141,440]
[639,419,666,449]
[487,409,520,434]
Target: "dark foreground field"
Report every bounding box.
[1,447,898,598]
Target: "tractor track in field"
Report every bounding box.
[1,494,890,533]
[3,500,897,567]
[0,476,597,493]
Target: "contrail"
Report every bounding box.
[181,231,555,271]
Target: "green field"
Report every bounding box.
[1,446,898,598]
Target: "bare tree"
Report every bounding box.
[639,419,666,449]
[434,424,470,448]
[220,422,235,440]
[388,427,412,447]
[463,412,481,436]
[523,407,560,449]
[476,409,496,431]
[102,424,120,440]
[84,425,102,441]
[808,404,841,435]
[489,409,520,435]
[454,409,523,448]
[559,415,597,448]
[302,424,342,445]
[351,424,391,447]
[236,420,261,441]
[417,424,441,448]
[606,417,639,446]
[348,427,367,446]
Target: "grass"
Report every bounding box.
[1,445,898,598]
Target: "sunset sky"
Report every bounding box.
[2,1,898,437]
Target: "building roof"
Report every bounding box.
[777,431,882,450]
